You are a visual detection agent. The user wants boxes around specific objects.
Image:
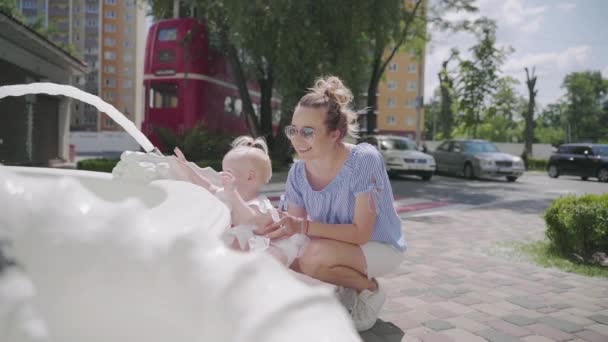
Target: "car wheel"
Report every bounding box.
[506,176,518,182]
[581,176,588,181]
[421,172,432,181]
[598,168,608,183]
[463,163,475,179]
[548,164,559,178]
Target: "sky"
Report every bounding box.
[424,0,608,107]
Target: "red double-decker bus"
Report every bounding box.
[142,18,277,148]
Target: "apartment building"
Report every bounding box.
[17,0,145,132]
[376,49,425,141]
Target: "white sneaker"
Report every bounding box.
[352,284,386,331]
[335,286,357,313]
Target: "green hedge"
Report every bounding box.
[545,193,608,262]
[527,158,547,171]
[77,158,119,173]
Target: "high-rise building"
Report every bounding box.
[17,0,145,132]
[376,48,425,142]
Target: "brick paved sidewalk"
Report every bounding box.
[377,208,608,342]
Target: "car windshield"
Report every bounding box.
[463,142,500,153]
[381,138,416,151]
[596,146,608,156]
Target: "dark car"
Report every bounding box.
[547,143,608,182]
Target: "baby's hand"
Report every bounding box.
[173,147,187,163]
[220,171,236,192]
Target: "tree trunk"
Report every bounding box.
[259,67,274,147]
[524,67,537,157]
[366,53,382,135]
[225,44,260,137]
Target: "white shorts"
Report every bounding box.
[360,241,405,279]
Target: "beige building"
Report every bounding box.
[376,48,425,142]
[17,0,146,132]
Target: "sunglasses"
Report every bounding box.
[284,125,315,141]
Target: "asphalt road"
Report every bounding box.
[389,171,608,218]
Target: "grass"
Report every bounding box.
[513,240,608,278]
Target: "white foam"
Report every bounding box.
[0,166,360,342]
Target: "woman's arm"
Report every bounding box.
[307,192,376,244]
[261,191,377,245]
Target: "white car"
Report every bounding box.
[359,135,436,181]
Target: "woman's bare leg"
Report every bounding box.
[297,239,375,292]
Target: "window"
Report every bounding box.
[105,10,115,19]
[104,23,116,32]
[380,138,416,151]
[86,4,98,13]
[125,14,133,21]
[22,0,36,9]
[123,54,133,62]
[158,28,178,41]
[123,67,133,76]
[123,80,133,88]
[149,83,179,108]
[105,118,115,127]
[105,79,116,88]
[437,141,450,152]
[104,65,116,73]
[595,146,608,156]
[408,63,417,73]
[387,81,397,90]
[124,41,132,48]
[407,80,416,92]
[572,146,592,155]
[406,99,416,108]
[388,63,398,72]
[104,38,116,46]
[406,116,416,126]
[105,0,116,5]
[450,142,462,153]
[387,97,396,108]
[86,18,97,27]
[104,51,116,60]
[104,91,114,100]
[386,115,396,125]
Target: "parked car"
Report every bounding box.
[547,143,608,182]
[432,139,525,182]
[359,135,436,180]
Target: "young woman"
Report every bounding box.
[257,76,406,331]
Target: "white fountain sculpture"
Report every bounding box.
[0,83,361,342]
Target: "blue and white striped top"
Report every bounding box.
[284,143,406,251]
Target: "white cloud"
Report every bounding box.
[556,2,577,11]
[502,0,547,33]
[503,45,591,73]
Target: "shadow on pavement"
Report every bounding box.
[360,319,404,342]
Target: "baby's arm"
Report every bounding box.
[173,148,220,193]
[221,172,274,228]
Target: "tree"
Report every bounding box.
[523,67,537,157]
[437,49,459,139]
[457,19,511,138]
[562,71,608,142]
[362,0,478,134]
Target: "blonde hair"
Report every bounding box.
[224,135,272,183]
[297,76,359,139]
